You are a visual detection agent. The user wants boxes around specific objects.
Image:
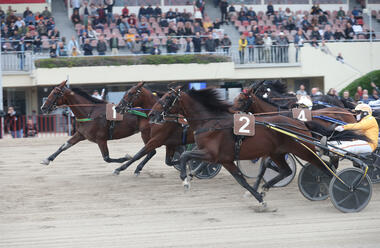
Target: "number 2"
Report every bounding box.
[297,110,307,121]
[239,116,250,133]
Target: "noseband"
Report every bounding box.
[43,86,66,112]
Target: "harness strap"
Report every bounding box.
[109,120,115,140]
[127,109,148,118]
[234,135,245,162]
[76,118,93,122]
[182,125,189,145]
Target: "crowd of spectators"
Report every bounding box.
[68,0,232,56]
[0,5,64,54]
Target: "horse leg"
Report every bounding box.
[114,147,151,175]
[165,146,178,166]
[223,162,276,212]
[179,149,213,189]
[252,159,269,191]
[41,132,85,165]
[261,154,292,191]
[133,150,157,176]
[97,140,132,163]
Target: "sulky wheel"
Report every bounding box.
[367,163,380,184]
[329,168,372,213]
[262,154,297,187]
[298,163,332,201]
[173,145,186,171]
[188,145,222,179]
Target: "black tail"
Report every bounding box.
[305,121,370,142]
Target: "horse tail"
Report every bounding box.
[304,121,370,142]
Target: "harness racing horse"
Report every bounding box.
[113,82,221,178]
[148,87,339,211]
[40,80,156,167]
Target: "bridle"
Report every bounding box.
[150,88,182,122]
[118,88,142,113]
[42,86,67,113]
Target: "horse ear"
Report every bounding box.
[137,81,145,87]
[58,80,67,88]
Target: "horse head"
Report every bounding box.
[116,81,146,114]
[149,86,183,124]
[232,88,254,113]
[41,80,68,113]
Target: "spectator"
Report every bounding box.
[372,89,379,100]
[92,90,104,100]
[220,0,228,24]
[24,119,38,138]
[296,84,307,96]
[138,5,147,20]
[6,106,23,138]
[154,5,162,18]
[323,26,334,40]
[97,35,107,55]
[71,9,81,25]
[82,1,90,26]
[221,33,231,54]
[146,5,154,18]
[354,86,363,101]
[205,34,216,53]
[50,43,57,58]
[247,32,255,62]
[109,33,119,55]
[33,36,42,54]
[159,13,169,27]
[334,28,345,40]
[166,37,179,53]
[266,1,274,16]
[311,4,322,15]
[104,0,115,25]
[327,88,338,98]
[336,52,344,63]
[184,37,193,53]
[342,90,354,102]
[142,37,153,54]
[277,32,289,63]
[351,7,362,17]
[318,12,328,25]
[184,22,193,35]
[238,35,247,64]
[344,23,354,40]
[72,0,81,12]
[263,33,272,62]
[67,36,80,54]
[337,7,345,20]
[294,29,306,62]
[151,44,161,55]
[193,32,202,53]
[310,26,321,40]
[131,35,142,54]
[128,14,137,28]
[56,42,68,56]
[122,5,129,18]
[23,6,32,18]
[42,6,51,19]
[311,87,322,97]
[362,94,370,104]
[83,39,93,55]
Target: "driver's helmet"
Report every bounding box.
[355,103,372,115]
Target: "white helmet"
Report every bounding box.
[355,103,372,115]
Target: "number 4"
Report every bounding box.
[297,110,307,122]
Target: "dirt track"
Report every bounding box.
[1,135,380,248]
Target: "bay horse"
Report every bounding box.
[148,87,334,211]
[234,81,356,125]
[40,80,156,167]
[113,82,198,176]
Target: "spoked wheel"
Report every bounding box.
[329,168,372,213]
[298,163,332,201]
[173,144,222,179]
[367,163,380,183]
[262,154,297,187]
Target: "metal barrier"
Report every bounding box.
[1,52,33,72]
[1,114,74,139]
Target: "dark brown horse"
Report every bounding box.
[233,83,356,125]
[148,87,338,211]
[113,82,197,176]
[40,80,156,167]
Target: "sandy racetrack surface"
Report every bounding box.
[1,135,380,248]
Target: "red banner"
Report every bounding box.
[0,0,46,3]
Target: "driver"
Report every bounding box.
[331,103,378,154]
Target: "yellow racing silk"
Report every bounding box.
[343,115,379,151]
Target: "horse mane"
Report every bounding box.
[187,88,232,113]
[304,121,370,142]
[312,95,344,108]
[71,88,106,104]
[253,80,296,109]
[265,80,288,94]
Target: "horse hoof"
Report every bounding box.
[134,172,140,177]
[41,159,50,165]
[253,202,277,213]
[113,170,120,176]
[183,178,191,191]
